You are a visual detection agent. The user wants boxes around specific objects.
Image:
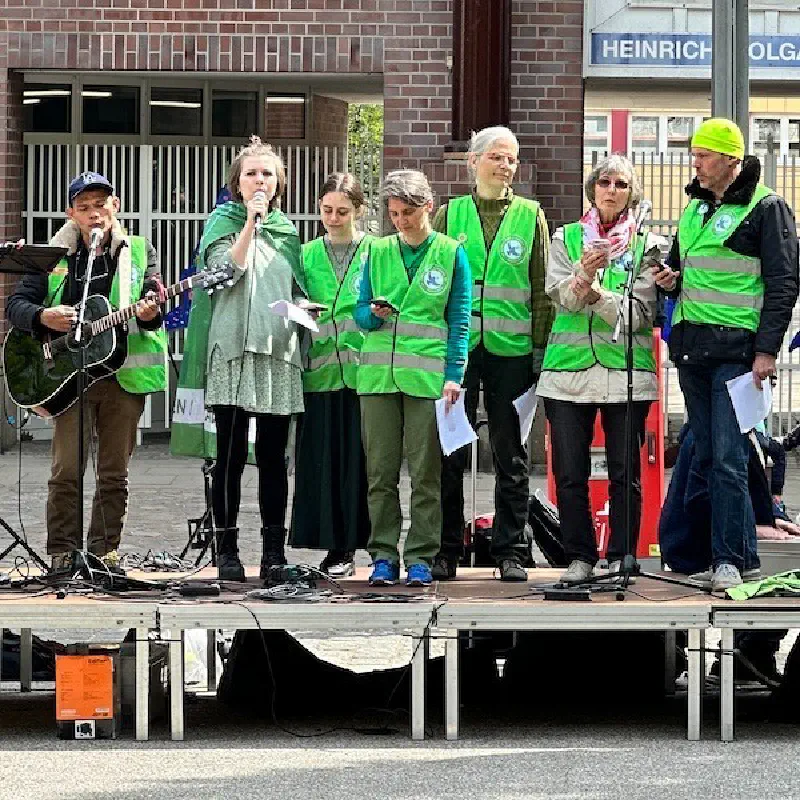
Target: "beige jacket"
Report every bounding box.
[536,226,666,404]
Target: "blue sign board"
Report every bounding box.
[592,33,800,68]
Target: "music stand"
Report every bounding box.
[0,244,66,573]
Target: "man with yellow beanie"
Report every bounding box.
[655,117,799,591]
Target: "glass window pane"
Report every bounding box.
[753,118,780,156]
[150,87,203,137]
[82,86,139,135]
[584,115,608,149]
[631,116,659,153]
[789,120,800,154]
[23,83,71,133]
[265,94,306,140]
[212,90,257,138]
[667,116,694,153]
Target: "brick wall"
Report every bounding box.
[0,0,584,245]
[311,95,348,147]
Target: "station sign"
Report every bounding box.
[592,33,800,69]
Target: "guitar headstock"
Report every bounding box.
[194,264,235,294]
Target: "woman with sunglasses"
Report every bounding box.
[537,154,665,584]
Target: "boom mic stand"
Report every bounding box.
[554,203,708,599]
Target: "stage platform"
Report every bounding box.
[0,567,797,742]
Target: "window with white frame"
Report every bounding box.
[752,118,780,157]
[631,116,659,153]
[667,116,694,154]
[583,114,609,161]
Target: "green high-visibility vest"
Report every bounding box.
[46,236,167,394]
[673,184,771,332]
[541,223,656,373]
[446,194,538,356]
[356,232,458,399]
[301,234,375,392]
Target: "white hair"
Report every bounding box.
[467,126,520,180]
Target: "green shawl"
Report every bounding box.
[170,203,300,459]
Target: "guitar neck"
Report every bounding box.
[92,277,194,334]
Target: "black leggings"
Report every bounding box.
[211,405,291,530]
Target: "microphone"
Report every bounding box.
[89,227,103,251]
[634,200,652,233]
[253,190,266,230]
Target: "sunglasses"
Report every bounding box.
[597,177,630,190]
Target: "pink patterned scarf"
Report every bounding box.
[580,206,636,260]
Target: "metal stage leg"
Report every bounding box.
[444,630,459,741]
[664,630,677,697]
[687,628,705,741]
[720,628,735,742]
[20,628,32,692]
[410,631,428,741]
[135,627,150,741]
[169,629,185,741]
[206,629,217,692]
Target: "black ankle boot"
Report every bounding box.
[215,527,246,582]
[260,525,287,579]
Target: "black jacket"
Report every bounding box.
[666,156,799,366]
[6,236,162,336]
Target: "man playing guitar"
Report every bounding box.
[6,171,167,571]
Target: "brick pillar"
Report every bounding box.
[0,70,25,335]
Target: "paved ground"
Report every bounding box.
[0,438,797,798]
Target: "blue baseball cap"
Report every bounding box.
[68,171,114,205]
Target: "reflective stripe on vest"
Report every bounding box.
[447,194,537,356]
[301,234,373,392]
[673,185,771,332]
[356,233,458,399]
[48,235,167,394]
[541,223,656,373]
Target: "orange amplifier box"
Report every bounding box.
[55,654,117,740]
[545,330,665,561]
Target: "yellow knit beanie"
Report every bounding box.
[691,118,745,159]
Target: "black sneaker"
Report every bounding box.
[431,554,457,580]
[498,559,528,582]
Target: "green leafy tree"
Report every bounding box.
[348,104,383,232]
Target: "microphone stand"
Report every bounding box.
[68,229,102,580]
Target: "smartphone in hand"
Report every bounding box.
[371,297,397,312]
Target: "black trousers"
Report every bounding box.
[211,405,291,530]
[440,345,534,563]
[544,397,651,565]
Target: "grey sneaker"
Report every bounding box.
[691,566,759,588]
[559,560,594,583]
[711,563,743,592]
[498,559,528,582]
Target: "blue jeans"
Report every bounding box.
[677,363,760,571]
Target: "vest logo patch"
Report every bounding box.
[350,269,362,296]
[457,233,467,243]
[713,213,735,236]
[500,236,526,264]
[420,266,447,295]
[697,202,710,216]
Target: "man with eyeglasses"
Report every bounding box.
[655,118,799,591]
[6,171,168,573]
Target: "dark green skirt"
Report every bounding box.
[290,387,371,551]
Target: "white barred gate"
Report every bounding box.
[22,142,382,433]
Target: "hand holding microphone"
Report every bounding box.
[250,190,267,231]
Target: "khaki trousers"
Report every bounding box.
[47,378,145,555]
[360,392,442,566]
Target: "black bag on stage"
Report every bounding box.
[527,489,567,567]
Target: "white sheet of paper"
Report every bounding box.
[513,383,539,443]
[726,370,773,434]
[268,300,319,332]
[435,392,478,457]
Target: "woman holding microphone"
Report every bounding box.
[537,154,664,583]
[291,173,375,577]
[194,136,304,581]
[355,170,471,587]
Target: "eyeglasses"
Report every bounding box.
[597,177,630,190]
